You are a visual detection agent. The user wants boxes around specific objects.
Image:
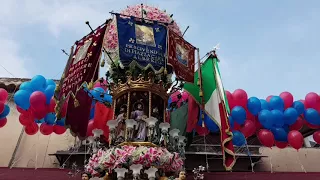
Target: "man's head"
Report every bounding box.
[81,172,91,180]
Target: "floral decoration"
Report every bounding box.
[85,145,184,175]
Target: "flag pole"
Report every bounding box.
[196,48,205,127]
[210,51,236,171]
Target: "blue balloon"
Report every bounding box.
[103,94,112,103]
[229,116,234,129]
[56,118,65,126]
[292,101,305,115]
[258,110,273,129]
[0,105,10,119]
[231,106,246,125]
[44,113,56,125]
[232,131,246,146]
[271,110,284,127]
[260,99,270,110]
[203,113,219,133]
[35,118,45,124]
[46,79,56,87]
[44,85,55,104]
[14,90,32,110]
[91,87,105,101]
[271,127,288,142]
[247,97,261,115]
[168,98,172,105]
[283,108,298,125]
[30,75,47,91]
[90,107,95,119]
[20,81,34,92]
[304,108,320,125]
[269,96,284,111]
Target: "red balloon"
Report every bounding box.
[0,118,7,128]
[195,125,209,136]
[305,92,320,109]
[241,120,256,138]
[233,121,241,131]
[288,130,303,150]
[225,90,235,109]
[275,141,288,149]
[0,88,8,102]
[257,129,275,148]
[19,114,33,126]
[304,120,320,129]
[253,117,263,131]
[0,102,5,115]
[53,125,67,135]
[86,120,95,136]
[266,95,273,102]
[31,107,48,120]
[16,106,29,115]
[30,91,46,107]
[40,123,53,135]
[233,89,248,107]
[313,131,320,144]
[25,123,39,135]
[280,92,294,109]
[49,99,56,113]
[290,117,304,131]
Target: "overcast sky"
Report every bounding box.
[0,0,319,100]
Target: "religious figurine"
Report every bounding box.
[116,105,127,139]
[151,106,161,141]
[131,100,147,141]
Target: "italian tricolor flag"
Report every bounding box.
[184,55,236,171]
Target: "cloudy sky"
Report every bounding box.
[0,0,319,100]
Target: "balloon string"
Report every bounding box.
[296,152,306,173]
[245,141,254,172]
[10,144,36,168]
[35,133,39,170]
[269,151,273,173]
[42,134,52,168]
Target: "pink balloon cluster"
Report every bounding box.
[0,88,9,128]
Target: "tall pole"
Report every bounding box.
[196,48,205,127]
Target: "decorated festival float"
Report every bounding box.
[4,3,320,180]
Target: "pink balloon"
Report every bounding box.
[53,125,66,135]
[0,102,4,114]
[241,120,256,138]
[30,91,47,110]
[49,99,56,113]
[19,114,33,126]
[280,92,294,109]
[0,118,7,128]
[170,91,181,102]
[0,88,8,102]
[40,123,53,135]
[257,129,275,148]
[290,117,304,131]
[266,95,273,102]
[305,92,320,109]
[232,89,247,107]
[25,123,39,135]
[288,130,303,150]
[275,141,288,149]
[225,90,235,110]
[181,91,189,101]
[313,131,320,144]
[86,120,95,137]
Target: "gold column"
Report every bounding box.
[112,100,116,119]
[163,99,167,122]
[149,91,152,117]
[125,92,130,142]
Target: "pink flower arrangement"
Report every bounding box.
[104,4,182,56]
[85,145,183,173]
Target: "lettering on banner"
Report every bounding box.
[124,44,165,65]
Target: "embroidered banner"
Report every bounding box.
[63,24,108,138]
[168,29,195,82]
[61,25,107,98]
[116,15,168,72]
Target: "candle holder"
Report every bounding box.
[92,129,104,138]
[159,122,171,146]
[107,120,119,144]
[145,167,158,180]
[125,119,137,141]
[130,164,143,179]
[115,168,128,180]
[145,117,158,141]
